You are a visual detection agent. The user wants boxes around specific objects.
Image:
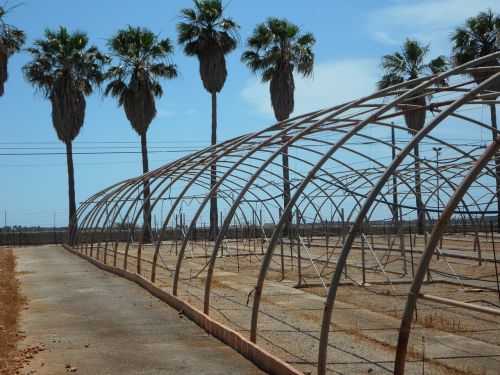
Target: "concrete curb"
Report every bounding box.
[62,244,302,375]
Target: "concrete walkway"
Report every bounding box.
[14,245,263,375]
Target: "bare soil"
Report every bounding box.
[0,247,27,374]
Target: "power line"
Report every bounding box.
[0,149,199,156]
[0,146,206,150]
[0,158,178,167]
[0,140,211,145]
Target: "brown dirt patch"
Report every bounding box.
[0,247,27,374]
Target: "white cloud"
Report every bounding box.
[241,59,379,119]
[367,0,500,55]
[157,107,196,118]
[157,108,174,118]
[372,31,400,46]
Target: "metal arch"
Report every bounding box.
[72,183,120,248]
[149,114,315,282]
[93,139,245,268]
[80,132,250,255]
[200,77,420,316]
[132,158,280,273]
[393,135,500,374]
[250,54,500,347]
[152,149,306,286]
[77,178,139,252]
[67,53,500,375]
[85,169,169,261]
[72,70,433,252]
[294,128,473,226]
[173,107,344,296]
[98,148,220,252]
[316,70,500,375]
[103,141,242,268]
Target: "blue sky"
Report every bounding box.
[1,0,498,227]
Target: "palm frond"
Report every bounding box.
[241,50,263,72]
[380,52,406,76]
[377,73,404,90]
[427,55,449,87]
[23,27,107,142]
[105,26,177,132]
[177,0,240,48]
[296,32,316,47]
[151,81,163,98]
[451,9,499,67]
[261,67,275,83]
[0,3,25,95]
[378,38,448,88]
[23,27,108,99]
[104,79,126,99]
[150,63,178,79]
[242,17,315,80]
[177,0,239,93]
[241,17,314,121]
[428,56,448,74]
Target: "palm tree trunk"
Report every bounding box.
[282,140,292,238]
[490,103,500,233]
[141,132,152,243]
[414,144,425,235]
[209,91,218,241]
[0,48,7,97]
[66,141,77,244]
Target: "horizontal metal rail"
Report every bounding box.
[418,293,500,316]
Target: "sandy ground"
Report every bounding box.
[0,247,26,374]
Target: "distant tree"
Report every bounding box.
[105,26,177,241]
[23,27,108,239]
[177,0,239,240]
[451,9,500,231]
[0,4,25,96]
[377,39,447,235]
[241,17,315,237]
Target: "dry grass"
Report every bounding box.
[414,308,468,332]
[0,247,26,373]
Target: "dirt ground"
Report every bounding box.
[0,247,27,374]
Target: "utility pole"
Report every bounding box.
[53,212,57,243]
[433,146,442,248]
[391,125,399,233]
[432,147,442,217]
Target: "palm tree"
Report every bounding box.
[105,26,177,242]
[241,17,315,237]
[451,9,500,231]
[23,27,108,240]
[177,0,239,241]
[0,4,25,96]
[377,39,447,235]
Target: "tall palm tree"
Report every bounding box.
[241,17,315,237]
[377,39,447,235]
[105,26,177,242]
[451,9,500,231]
[177,0,239,241]
[23,27,108,239]
[0,4,25,96]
